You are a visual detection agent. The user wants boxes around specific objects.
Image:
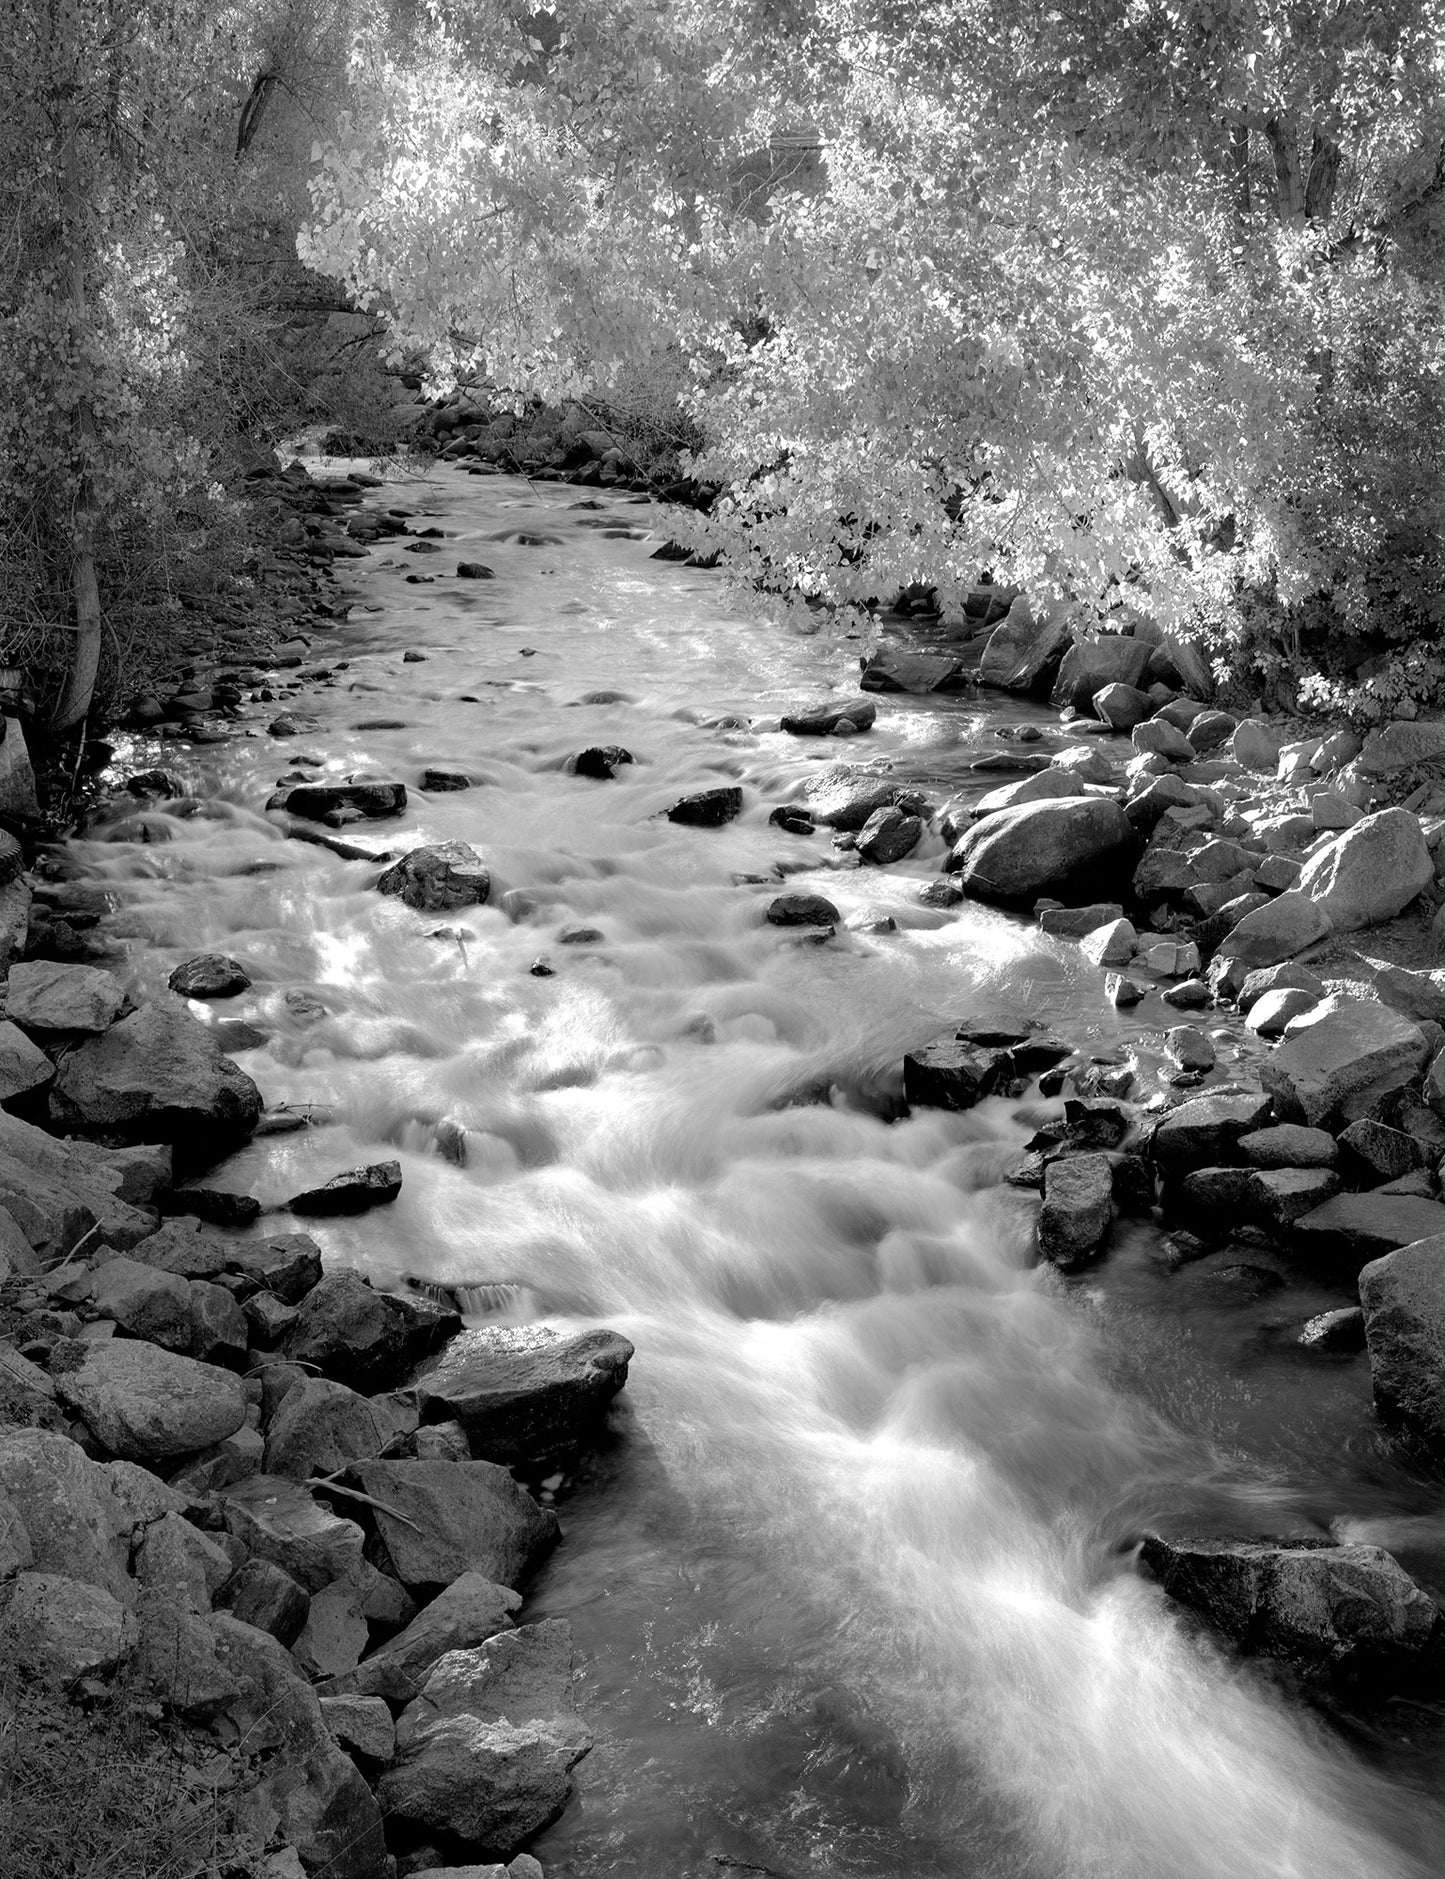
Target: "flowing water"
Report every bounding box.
[70,464,1445,1877]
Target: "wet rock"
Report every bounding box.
[1164,1026,1215,1073]
[1037,902,1125,939]
[0,1021,52,1104]
[168,954,251,998]
[977,596,1073,692]
[344,1459,559,1594]
[951,797,1137,905]
[1150,1090,1273,1172]
[164,1183,261,1228]
[327,1572,521,1704]
[50,995,263,1152]
[780,696,877,736]
[1181,1165,1339,1230]
[89,1255,194,1349]
[1359,1236,1445,1443]
[569,746,634,779]
[265,1377,418,1479]
[457,562,495,579]
[412,1326,633,1468]
[801,765,923,831]
[860,650,966,692]
[1139,1534,1444,1683]
[53,1339,248,1461]
[665,786,743,826]
[5,960,124,1034]
[1297,808,1434,931]
[1038,1153,1114,1268]
[1299,1307,1366,1353]
[1051,633,1152,713]
[270,713,324,737]
[769,805,815,835]
[221,1475,368,1593]
[765,892,839,928]
[0,1570,135,1683]
[213,1556,311,1644]
[856,806,922,864]
[1261,996,1429,1131]
[1105,973,1145,1008]
[284,779,407,821]
[1181,1261,1284,1300]
[380,1621,591,1854]
[378,843,491,912]
[209,1614,390,1879]
[1245,986,1319,1037]
[321,1693,396,1762]
[289,1160,403,1217]
[420,767,475,792]
[1293,1194,1445,1265]
[903,1035,1014,1112]
[281,1269,459,1392]
[917,879,964,908]
[1238,1125,1336,1169]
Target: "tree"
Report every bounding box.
[302,0,1445,696]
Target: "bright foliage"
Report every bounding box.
[304,0,1445,704]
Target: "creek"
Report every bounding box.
[70,462,1445,1878]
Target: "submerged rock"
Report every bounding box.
[1140,1534,1444,1684]
[765,892,839,928]
[780,696,877,736]
[665,785,743,826]
[284,778,407,821]
[378,843,491,912]
[168,954,251,998]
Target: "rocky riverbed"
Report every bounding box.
[6,452,1445,1877]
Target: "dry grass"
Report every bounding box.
[0,1671,263,1879]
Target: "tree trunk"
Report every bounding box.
[1264,116,1305,226]
[52,108,103,736]
[1305,127,1341,222]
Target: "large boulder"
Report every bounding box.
[800,765,923,831]
[1260,996,1429,1130]
[1140,1535,1444,1683]
[1150,1091,1274,1173]
[377,842,491,912]
[4,961,125,1034]
[1051,633,1153,713]
[1359,1236,1445,1445]
[49,995,263,1152]
[344,1459,558,1594]
[949,797,1137,905]
[412,1326,633,1467]
[0,1427,133,1600]
[327,1572,521,1704]
[973,770,1084,817]
[1296,808,1434,931]
[281,1269,459,1392]
[1212,894,1332,975]
[380,1621,592,1856]
[52,1340,248,1462]
[1357,719,1445,776]
[977,596,1073,692]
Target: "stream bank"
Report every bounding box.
[5,454,1445,1878]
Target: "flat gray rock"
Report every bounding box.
[53,1339,247,1462]
[346,1459,558,1593]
